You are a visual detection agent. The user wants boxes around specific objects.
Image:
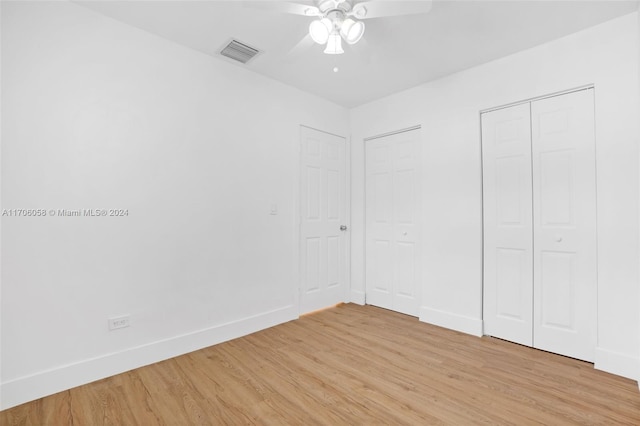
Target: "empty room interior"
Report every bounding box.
[2,0,640,423]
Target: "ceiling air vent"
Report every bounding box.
[219,39,260,64]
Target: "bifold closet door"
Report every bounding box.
[482,103,534,347]
[483,89,597,362]
[531,89,596,362]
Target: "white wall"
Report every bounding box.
[2,1,639,412]
[0,1,348,409]
[351,12,640,380]
[0,0,3,410]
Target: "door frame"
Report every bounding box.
[363,125,422,311]
[479,85,598,348]
[480,84,595,115]
[296,125,351,315]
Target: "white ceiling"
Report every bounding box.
[77,0,639,108]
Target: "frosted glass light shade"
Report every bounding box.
[309,18,332,44]
[340,18,365,44]
[324,33,344,54]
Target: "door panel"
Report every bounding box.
[327,236,339,287]
[373,172,392,221]
[531,89,596,362]
[327,170,340,219]
[305,238,321,293]
[539,151,574,225]
[396,242,416,296]
[365,129,421,317]
[395,169,415,223]
[373,240,392,292]
[300,126,347,314]
[482,102,534,346]
[495,155,526,225]
[540,251,575,329]
[306,166,321,219]
[495,248,527,320]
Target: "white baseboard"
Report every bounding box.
[594,347,639,381]
[1,305,298,410]
[350,290,365,305]
[420,307,483,337]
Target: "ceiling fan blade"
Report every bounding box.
[243,1,321,17]
[351,0,432,20]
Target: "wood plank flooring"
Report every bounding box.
[2,303,640,425]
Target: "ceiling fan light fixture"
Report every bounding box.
[309,18,332,44]
[352,4,367,19]
[304,7,319,16]
[324,33,344,54]
[340,18,365,44]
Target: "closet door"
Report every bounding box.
[365,129,421,316]
[531,89,597,362]
[482,103,534,346]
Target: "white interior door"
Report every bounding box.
[300,126,348,314]
[482,103,534,347]
[365,128,421,317]
[531,89,597,362]
[482,89,597,362]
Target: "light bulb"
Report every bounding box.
[340,18,365,44]
[309,18,332,44]
[324,33,344,55]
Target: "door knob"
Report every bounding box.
[403,231,408,236]
[340,225,347,231]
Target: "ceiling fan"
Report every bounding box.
[249,0,433,55]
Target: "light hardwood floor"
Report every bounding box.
[2,303,640,425]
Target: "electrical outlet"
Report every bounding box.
[108,315,130,331]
